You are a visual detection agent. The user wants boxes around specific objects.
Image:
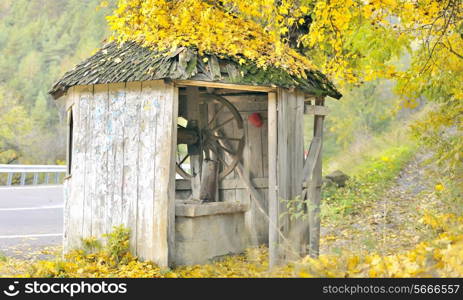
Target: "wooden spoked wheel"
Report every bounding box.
[176,94,245,180]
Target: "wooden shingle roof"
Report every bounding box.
[49,42,341,99]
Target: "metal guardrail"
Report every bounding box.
[0,164,66,186]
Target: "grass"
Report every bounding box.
[321,144,415,222]
[316,106,437,223]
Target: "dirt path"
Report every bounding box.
[320,151,438,256]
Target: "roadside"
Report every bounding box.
[0,185,63,260]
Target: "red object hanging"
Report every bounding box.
[248,112,263,128]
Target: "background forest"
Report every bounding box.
[0,0,113,164]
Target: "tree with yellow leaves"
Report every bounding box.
[106,0,462,175]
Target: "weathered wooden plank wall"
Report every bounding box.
[63,80,178,267]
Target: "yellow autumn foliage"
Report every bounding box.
[106,0,463,133]
[107,0,316,77]
[2,212,463,278]
[296,212,463,278]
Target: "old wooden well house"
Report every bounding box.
[50,42,341,267]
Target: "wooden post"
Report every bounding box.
[268,92,279,268]
[287,90,306,258]
[274,88,306,261]
[186,87,202,199]
[199,160,218,202]
[308,97,325,257]
[167,85,179,267]
[208,100,220,202]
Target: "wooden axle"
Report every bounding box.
[177,127,199,145]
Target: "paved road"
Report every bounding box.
[0,185,63,259]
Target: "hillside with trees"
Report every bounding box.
[0,0,112,164]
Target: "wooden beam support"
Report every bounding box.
[268,92,279,268]
[175,177,269,190]
[175,80,277,93]
[177,127,199,145]
[167,86,179,267]
[185,87,202,200]
[308,97,325,258]
[199,160,218,202]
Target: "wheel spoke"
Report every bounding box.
[205,141,219,156]
[214,141,236,156]
[211,117,234,132]
[217,152,230,168]
[208,104,226,126]
[210,135,242,142]
[179,153,190,165]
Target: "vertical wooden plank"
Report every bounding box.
[207,101,219,201]
[123,81,142,255]
[268,92,278,268]
[296,90,307,253]
[136,80,176,267]
[63,87,74,251]
[167,86,179,265]
[82,85,95,239]
[221,109,237,203]
[106,83,126,233]
[259,107,270,245]
[137,81,157,261]
[242,118,254,238]
[247,119,264,179]
[277,88,290,239]
[288,90,307,257]
[65,108,73,177]
[153,81,177,266]
[91,84,109,239]
[240,98,260,245]
[292,90,305,197]
[309,97,325,257]
[65,85,88,250]
[151,80,166,264]
[78,85,92,239]
[185,87,201,199]
[261,114,269,178]
[276,88,306,259]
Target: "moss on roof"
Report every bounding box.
[49,42,341,99]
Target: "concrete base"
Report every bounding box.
[173,201,249,266]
